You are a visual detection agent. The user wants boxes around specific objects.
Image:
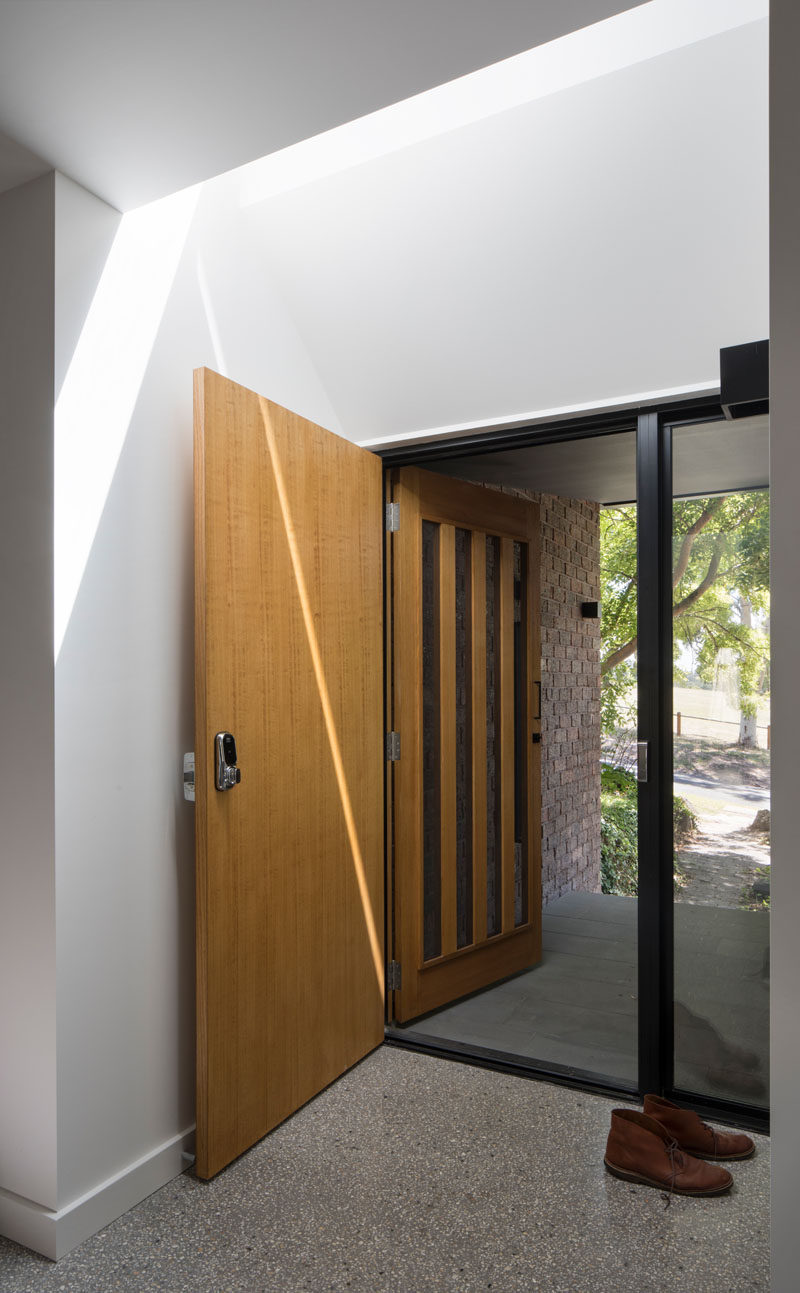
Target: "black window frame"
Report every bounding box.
[380,394,769,1134]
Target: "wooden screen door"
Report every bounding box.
[194,368,384,1179]
[389,467,542,1023]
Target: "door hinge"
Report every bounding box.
[385,502,400,531]
[386,731,401,761]
[386,960,402,991]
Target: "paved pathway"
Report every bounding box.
[675,796,770,908]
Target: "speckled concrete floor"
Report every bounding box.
[0,1047,769,1293]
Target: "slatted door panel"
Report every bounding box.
[391,467,541,1022]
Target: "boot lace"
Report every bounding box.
[701,1122,719,1158]
[661,1138,685,1209]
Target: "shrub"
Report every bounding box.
[600,764,697,896]
[601,764,636,795]
[673,794,697,846]
[600,790,638,895]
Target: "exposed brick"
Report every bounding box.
[477,484,602,905]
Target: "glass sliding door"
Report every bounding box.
[670,415,770,1111]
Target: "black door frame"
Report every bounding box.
[379,396,769,1133]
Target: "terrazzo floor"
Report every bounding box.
[0,1047,769,1293]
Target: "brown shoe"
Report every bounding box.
[643,1094,755,1161]
[604,1109,733,1198]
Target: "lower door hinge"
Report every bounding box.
[385,731,401,761]
[386,960,402,991]
[385,502,400,531]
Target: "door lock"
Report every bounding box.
[183,752,195,802]
[215,732,241,791]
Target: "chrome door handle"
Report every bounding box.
[636,741,649,783]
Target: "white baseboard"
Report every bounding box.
[0,1125,195,1261]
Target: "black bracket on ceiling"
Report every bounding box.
[720,339,769,420]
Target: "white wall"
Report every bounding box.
[0,174,57,1212]
[0,3,776,1261]
[54,174,121,397]
[769,3,800,1288]
[51,172,342,1239]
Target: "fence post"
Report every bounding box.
[676,711,682,736]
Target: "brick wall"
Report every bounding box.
[538,495,602,903]
[491,487,602,903]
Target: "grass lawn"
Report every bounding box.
[672,685,770,746]
[673,733,770,789]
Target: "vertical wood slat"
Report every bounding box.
[515,541,529,928]
[439,524,457,957]
[384,478,396,991]
[471,533,488,944]
[391,470,425,1006]
[499,536,516,934]
[527,510,543,944]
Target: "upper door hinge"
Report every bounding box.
[385,502,400,531]
[386,960,402,991]
[386,731,401,761]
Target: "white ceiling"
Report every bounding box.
[226,14,768,442]
[430,415,769,504]
[0,0,646,209]
[0,0,769,449]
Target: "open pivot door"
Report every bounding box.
[194,369,384,1178]
[389,467,542,1023]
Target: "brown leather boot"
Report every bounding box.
[605,1109,733,1197]
[643,1094,755,1161]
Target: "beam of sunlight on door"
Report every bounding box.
[261,398,384,994]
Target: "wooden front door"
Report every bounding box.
[194,368,384,1179]
[389,467,542,1023]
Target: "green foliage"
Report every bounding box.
[600,659,636,734]
[600,764,635,794]
[600,491,770,734]
[600,791,638,896]
[673,795,698,846]
[600,765,697,896]
[741,865,771,911]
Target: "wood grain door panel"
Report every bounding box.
[194,369,384,1178]
[390,467,542,1023]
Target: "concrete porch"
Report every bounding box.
[405,891,769,1106]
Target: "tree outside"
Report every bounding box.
[599,489,771,906]
[600,490,770,739]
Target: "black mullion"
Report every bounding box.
[636,411,674,1096]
